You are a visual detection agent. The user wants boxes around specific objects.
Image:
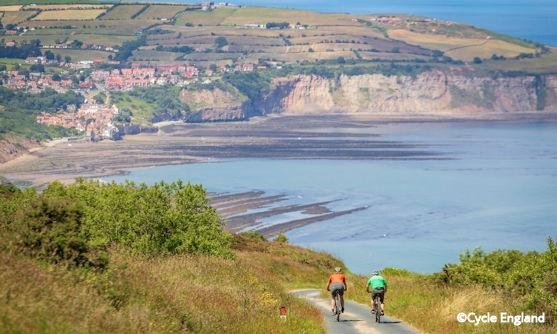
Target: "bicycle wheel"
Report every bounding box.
[374,296,381,323]
[335,294,341,322]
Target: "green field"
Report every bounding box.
[2,2,554,70]
[99,4,145,20]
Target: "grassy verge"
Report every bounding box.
[1,180,554,333]
[0,234,336,333]
[341,248,556,334]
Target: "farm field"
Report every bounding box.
[0,5,22,11]
[175,7,239,26]
[22,4,110,10]
[478,47,557,74]
[48,49,114,61]
[1,2,555,72]
[99,4,145,20]
[32,9,107,21]
[219,7,359,26]
[388,29,536,61]
[135,4,193,20]
[1,10,38,24]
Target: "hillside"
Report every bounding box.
[0,180,555,333]
[1,2,557,162]
[1,3,551,67]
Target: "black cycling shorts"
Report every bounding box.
[330,283,345,297]
[372,287,385,303]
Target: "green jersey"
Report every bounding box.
[367,275,387,290]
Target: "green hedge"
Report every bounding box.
[1,180,232,269]
[436,239,557,321]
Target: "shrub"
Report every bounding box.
[436,238,557,322]
[215,36,228,48]
[274,233,288,243]
[12,196,108,269]
[1,180,233,266]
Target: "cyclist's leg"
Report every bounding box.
[330,289,337,312]
[380,292,385,314]
[340,290,345,312]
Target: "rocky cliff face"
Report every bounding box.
[257,71,557,116]
[0,136,40,164]
[180,71,557,122]
[180,87,248,122]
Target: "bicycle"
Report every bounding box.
[373,294,382,323]
[333,291,342,322]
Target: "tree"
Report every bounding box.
[266,22,289,29]
[44,50,55,60]
[215,36,228,48]
[472,57,483,64]
[432,50,444,57]
[336,56,346,64]
[93,92,106,104]
[70,40,83,49]
[29,64,45,73]
[52,73,61,81]
[64,55,71,63]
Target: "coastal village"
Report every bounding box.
[1,55,203,140]
[0,1,549,144]
[0,48,270,140]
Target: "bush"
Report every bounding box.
[274,233,288,243]
[215,36,228,48]
[223,71,271,100]
[436,238,557,321]
[13,196,108,269]
[1,180,233,267]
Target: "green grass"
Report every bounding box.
[0,232,328,333]
[0,58,26,70]
[175,7,238,26]
[112,93,155,125]
[48,49,114,61]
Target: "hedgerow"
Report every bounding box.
[0,180,232,269]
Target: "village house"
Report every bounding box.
[37,104,120,140]
[3,71,72,92]
[97,64,198,90]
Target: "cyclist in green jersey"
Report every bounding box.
[366,270,387,315]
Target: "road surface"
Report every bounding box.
[291,289,419,334]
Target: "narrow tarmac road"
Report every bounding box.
[291,289,419,334]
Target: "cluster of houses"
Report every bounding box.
[36,103,120,140]
[93,64,199,90]
[3,70,73,92]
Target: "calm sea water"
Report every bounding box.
[107,122,557,274]
[142,0,557,45]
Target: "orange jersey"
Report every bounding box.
[328,273,346,286]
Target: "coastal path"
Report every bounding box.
[291,289,418,334]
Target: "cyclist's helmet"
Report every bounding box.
[334,267,342,273]
[371,271,380,276]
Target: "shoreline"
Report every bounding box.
[2,112,557,187]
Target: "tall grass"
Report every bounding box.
[0,234,336,333]
[343,267,555,333]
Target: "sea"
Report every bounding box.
[106,121,557,274]
[142,0,557,45]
